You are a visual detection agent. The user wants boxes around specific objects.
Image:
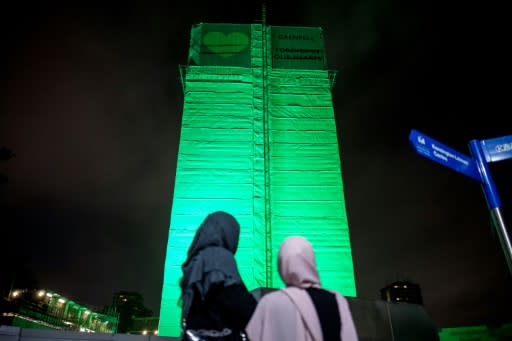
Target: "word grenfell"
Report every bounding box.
[277,34,315,41]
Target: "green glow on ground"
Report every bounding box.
[438,324,512,341]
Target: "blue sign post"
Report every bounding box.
[409,129,512,274]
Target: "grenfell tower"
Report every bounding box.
[159,22,357,336]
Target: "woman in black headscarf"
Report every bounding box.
[180,211,256,341]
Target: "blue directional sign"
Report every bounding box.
[409,129,481,181]
[409,129,512,274]
[469,140,501,209]
[480,134,512,163]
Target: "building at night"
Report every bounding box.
[111,291,152,333]
[159,21,356,336]
[1,288,118,333]
[380,280,424,305]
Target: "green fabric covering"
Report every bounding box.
[159,23,356,337]
[159,64,259,336]
[268,69,355,292]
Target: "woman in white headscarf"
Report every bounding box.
[245,236,358,341]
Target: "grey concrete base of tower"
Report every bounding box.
[250,287,439,340]
[346,297,439,341]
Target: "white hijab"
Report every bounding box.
[278,236,321,289]
[278,237,323,340]
[246,236,358,341]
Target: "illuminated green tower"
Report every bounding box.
[159,23,356,336]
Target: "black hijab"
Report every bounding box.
[180,211,243,319]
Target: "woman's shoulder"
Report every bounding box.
[255,290,299,316]
[258,288,312,311]
[323,289,347,300]
[259,289,294,305]
[326,290,352,314]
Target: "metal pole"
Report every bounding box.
[490,207,512,274]
[469,140,512,275]
[385,302,396,341]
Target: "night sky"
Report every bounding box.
[1,1,510,329]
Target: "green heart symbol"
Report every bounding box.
[203,32,249,58]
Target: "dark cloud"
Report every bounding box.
[1,0,511,327]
